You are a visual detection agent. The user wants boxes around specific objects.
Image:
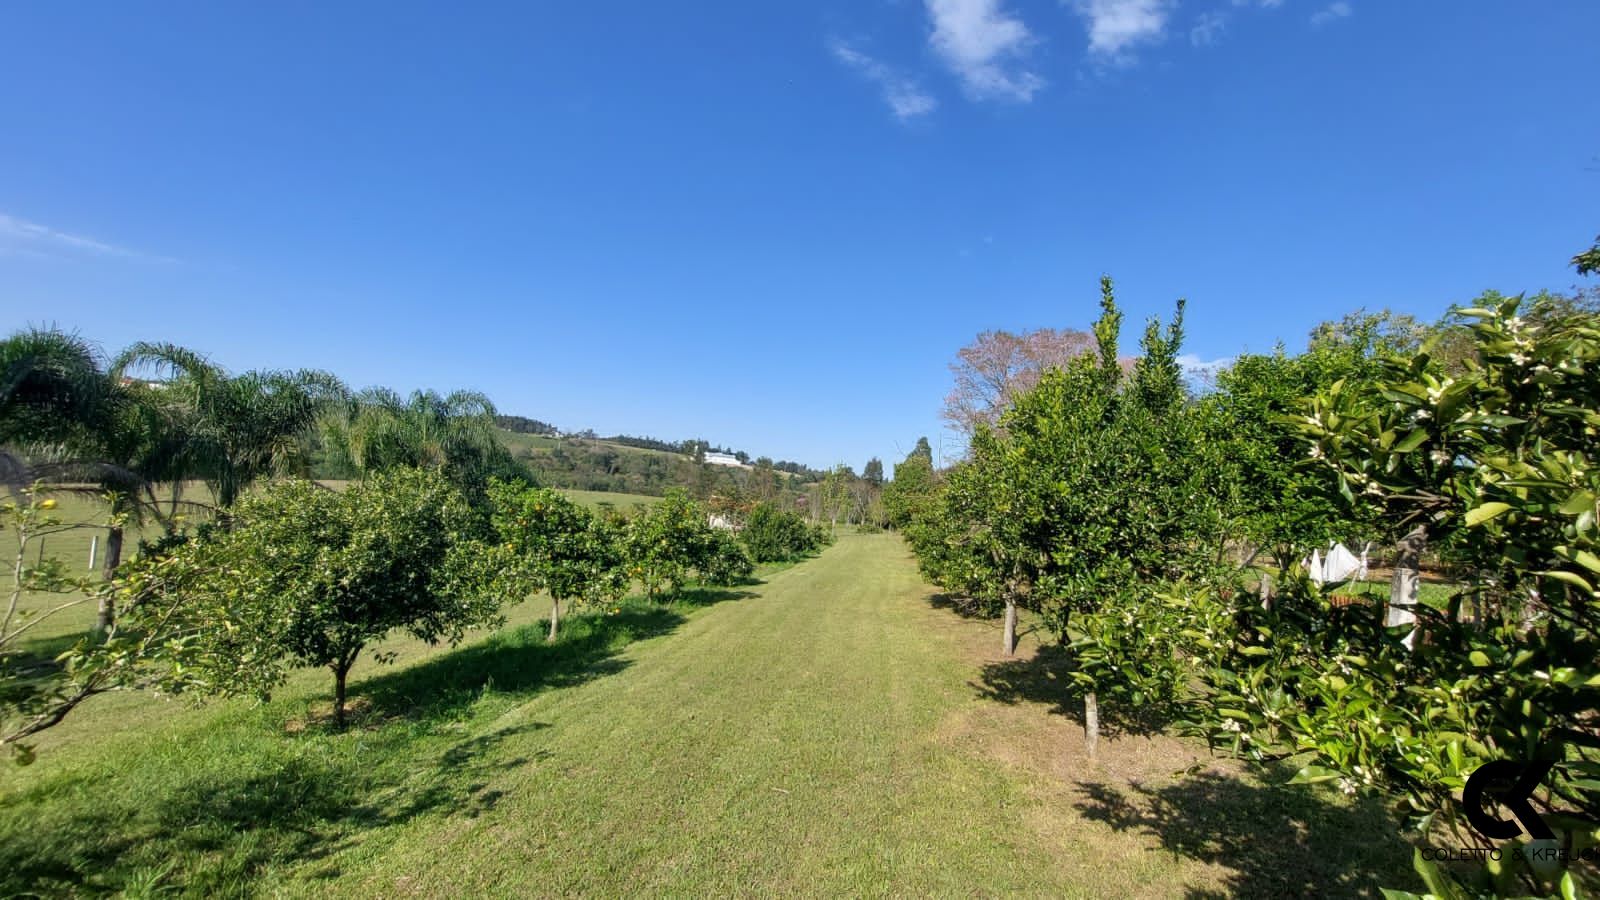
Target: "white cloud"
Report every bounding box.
[1070,0,1171,59]
[0,212,175,263]
[1178,353,1234,388]
[1310,2,1352,26]
[1190,12,1227,46]
[925,0,1044,102]
[830,41,938,121]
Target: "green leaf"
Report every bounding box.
[1394,429,1429,453]
[1289,765,1343,785]
[1468,651,1491,667]
[1411,847,1471,900]
[1559,547,1600,575]
[1541,570,1597,595]
[1463,502,1511,527]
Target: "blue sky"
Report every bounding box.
[3,1,1597,469]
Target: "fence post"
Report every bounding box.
[1387,525,1426,648]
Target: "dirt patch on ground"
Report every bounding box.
[284,697,376,733]
[921,590,1412,898]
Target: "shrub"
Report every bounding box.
[699,529,754,586]
[741,503,819,563]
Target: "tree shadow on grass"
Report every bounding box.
[356,603,687,723]
[0,718,551,896]
[972,642,1173,738]
[927,592,1001,621]
[1,602,693,895]
[1073,767,1413,899]
[671,586,758,608]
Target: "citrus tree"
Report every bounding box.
[741,502,820,563]
[488,482,627,641]
[114,468,501,728]
[1174,295,1600,897]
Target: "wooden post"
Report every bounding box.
[88,535,98,570]
[1084,692,1100,757]
[1387,525,1426,649]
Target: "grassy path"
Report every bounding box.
[1,532,1410,897]
[327,532,1041,896]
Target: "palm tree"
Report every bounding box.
[114,342,346,508]
[1,329,160,632]
[322,387,513,493]
[4,332,343,634]
[0,328,113,488]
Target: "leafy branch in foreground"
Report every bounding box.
[0,488,100,761]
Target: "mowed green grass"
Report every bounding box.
[559,489,660,511]
[1,533,1411,897]
[492,429,683,464]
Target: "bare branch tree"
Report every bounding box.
[940,328,1097,436]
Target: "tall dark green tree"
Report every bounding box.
[862,457,884,488]
[883,439,937,530]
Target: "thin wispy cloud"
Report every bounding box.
[830,41,938,121]
[1070,0,1172,60]
[0,212,176,264]
[1193,0,1284,49]
[1190,12,1227,47]
[925,0,1044,103]
[1310,2,1353,26]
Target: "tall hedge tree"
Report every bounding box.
[883,438,937,530]
[913,278,1219,752]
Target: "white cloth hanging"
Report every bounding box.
[1323,542,1362,583]
[1306,548,1325,584]
[1304,542,1362,586]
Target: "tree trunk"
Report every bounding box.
[93,525,124,636]
[548,597,561,642]
[1002,597,1018,656]
[1084,691,1100,757]
[332,662,350,730]
[1387,525,1426,649]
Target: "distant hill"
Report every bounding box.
[494,428,820,498]
[493,414,559,436]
